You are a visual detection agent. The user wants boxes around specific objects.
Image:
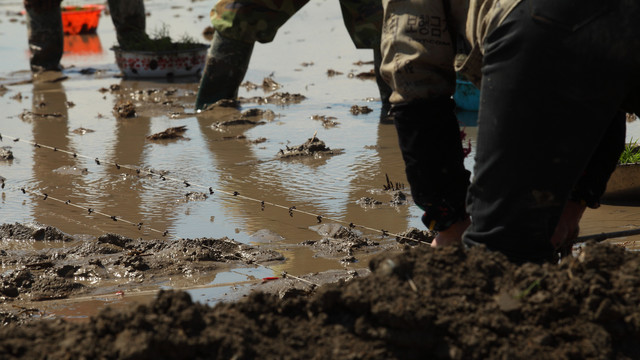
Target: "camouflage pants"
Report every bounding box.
[380,0,469,104]
[210,0,383,49]
[24,0,145,71]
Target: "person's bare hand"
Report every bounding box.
[431,217,470,247]
[550,200,586,256]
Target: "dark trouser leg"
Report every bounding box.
[463,0,636,263]
[107,0,146,48]
[392,98,470,231]
[25,1,63,72]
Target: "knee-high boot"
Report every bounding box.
[195,32,254,110]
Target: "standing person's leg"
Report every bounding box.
[195,0,309,109]
[380,0,471,245]
[24,0,63,72]
[108,0,148,49]
[107,0,147,48]
[464,0,637,263]
[338,0,392,121]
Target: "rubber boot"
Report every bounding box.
[195,32,254,110]
[25,3,63,72]
[107,0,147,49]
[373,44,392,123]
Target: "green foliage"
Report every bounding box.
[619,139,640,164]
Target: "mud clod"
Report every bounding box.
[395,227,434,245]
[277,136,340,159]
[350,105,373,115]
[304,223,379,260]
[310,114,339,128]
[114,101,136,118]
[240,92,306,106]
[146,125,187,140]
[0,147,13,160]
[356,197,383,207]
[71,127,94,135]
[0,223,73,242]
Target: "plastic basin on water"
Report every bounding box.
[61,5,105,35]
[113,44,209,78]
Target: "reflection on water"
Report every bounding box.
[64,34,103,56]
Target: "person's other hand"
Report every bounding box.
[550,200,587,256]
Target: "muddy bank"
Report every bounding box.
[2,242,639,359]
[0,223,284,303]
[0,220,399,325]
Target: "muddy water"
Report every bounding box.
[1,0,640,318]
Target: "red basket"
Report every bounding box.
[61,4,105,35]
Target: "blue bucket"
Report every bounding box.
[453,78,480,111]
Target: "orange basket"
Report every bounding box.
[61,4,105,35]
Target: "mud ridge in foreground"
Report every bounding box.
[1,242,640,359]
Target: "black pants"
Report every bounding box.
[463,0,640,263]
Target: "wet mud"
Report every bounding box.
[0,223,284,304]
[2,242,640,359]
